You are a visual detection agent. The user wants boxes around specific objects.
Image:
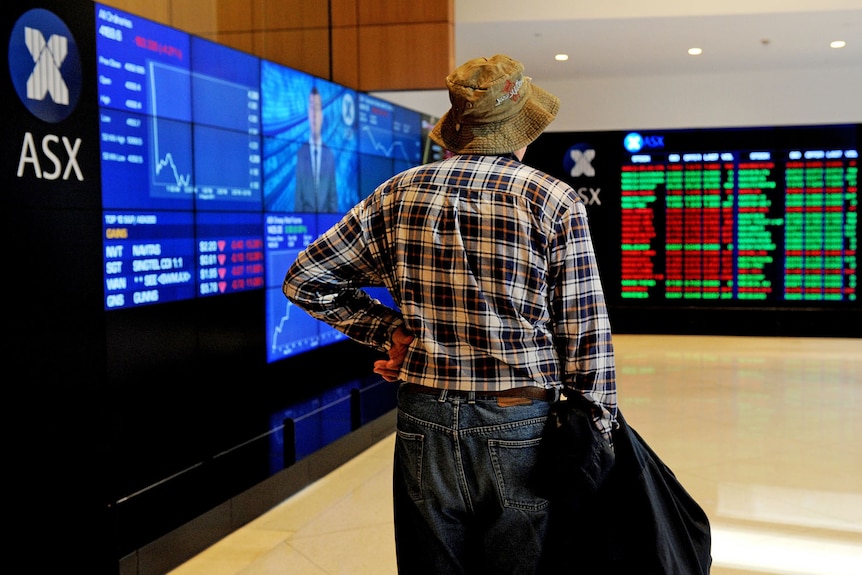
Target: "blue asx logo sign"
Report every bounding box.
[624,132,664,153]
[8,8,82,123]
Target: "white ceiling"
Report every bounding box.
[453,1,862,82]
[374,1,862,128]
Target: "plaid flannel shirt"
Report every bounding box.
[283,154,617,436]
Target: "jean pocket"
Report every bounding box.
[395,430,425,501]
[488,437,549,512]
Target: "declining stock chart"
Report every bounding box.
[358,93,422,166]
[358,93,423,202]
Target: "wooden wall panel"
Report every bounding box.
[330,0,358,27]
[172,0,253,34]
[356,22,454,91]
[331,27,360,88]
[96,0,171,24]
[94,0,454,93]
[201,32,256,55]
[253,29,331,80]
[169,0,219,35]
[252,0,331,29]
[356,0,453,25]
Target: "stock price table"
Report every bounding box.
[620,147,857,302]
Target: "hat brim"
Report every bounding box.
[429,83,560,155]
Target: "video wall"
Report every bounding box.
[94,4,441,362]
[527,124,859,312]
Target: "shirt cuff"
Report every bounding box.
[381,318,405,352]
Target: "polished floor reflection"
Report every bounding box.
[169,335,862,575]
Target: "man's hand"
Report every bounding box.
[373,326,414,382]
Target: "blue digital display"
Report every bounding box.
[190,36,262,211]
[103,210,196,309]
[393,105,423,168]
[264,213,316,289]
[96,5,191,120]
[358,153,394,201]
[100,108,195,210]
[356,97,423,196]
[261,61,358,214]
[265,213,320,361]
[96,4,264,308]
[196,211,265,297]
[94,3,435,361]
[358,93,394,158]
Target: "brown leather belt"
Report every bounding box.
[401,383,555,402]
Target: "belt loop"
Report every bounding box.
[467,391,476,404]
[553,387,561,402]
[437,389,448,403]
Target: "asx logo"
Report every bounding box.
[8,8,85,181]
[563,143,601,206]
[624,132,664,153]
[564,143,596,177]
[8,8,82,122]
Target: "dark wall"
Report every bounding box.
[4,0,112,570]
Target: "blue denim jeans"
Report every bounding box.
[393,386,553,575]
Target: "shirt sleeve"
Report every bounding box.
[550,201,618,439]
[281,205,404,353]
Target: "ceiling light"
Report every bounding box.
[688,47,703,56]
[554,54,569,61]
[830,40,846,49]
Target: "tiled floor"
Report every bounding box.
[168,334,862,575]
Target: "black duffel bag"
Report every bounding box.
[537,394,712,574]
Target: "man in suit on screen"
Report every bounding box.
[295,86,338,212]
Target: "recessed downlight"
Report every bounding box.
[688,47,703,56]
[830,40,846,49]
[554,54,569,61]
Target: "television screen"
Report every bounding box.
[261,61,358,214]
[94,4,435,348]
[527,124,859,307]
[265,212,319,361]
[358,152,394,201]
[421,113,446,165]
[358,93,391,155]
[97,8,194,208]
[97,5,266,309]
[392,105,423,173]
[356,97,423,199]
[103,210,196,308]
[196,211,265,297]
